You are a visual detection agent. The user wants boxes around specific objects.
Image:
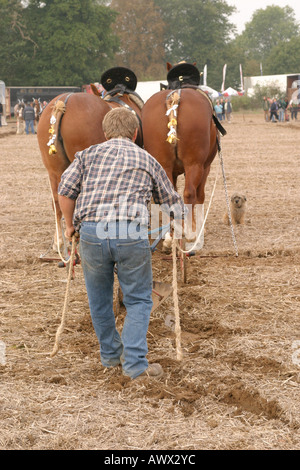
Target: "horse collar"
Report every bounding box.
[167,63,200,89]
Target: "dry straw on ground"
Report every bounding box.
[0,113,300,450]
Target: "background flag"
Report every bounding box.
[203,64,207,86]
[221,64,227,92]
[239,64,244,92]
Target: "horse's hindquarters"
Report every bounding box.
[37,92,143,253]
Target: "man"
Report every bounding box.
[22,101,35,134]
[262,97,270,122]
[224,99,232,122]
[270,98,279,122]
[290,99,298,120]
[277,98,285,122]
[214,100,223,121]
[0,102,3,127]
[58,108,185,380]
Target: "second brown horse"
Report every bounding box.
[142,62,223,252]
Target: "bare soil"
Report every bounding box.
[0,114,300,450]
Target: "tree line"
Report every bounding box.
[0,0,299,90]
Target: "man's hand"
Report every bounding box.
[65,225,76,241]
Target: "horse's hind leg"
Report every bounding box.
[196,166,211,204]
[183,165,206,251]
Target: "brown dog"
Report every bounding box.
[224,193,247,225]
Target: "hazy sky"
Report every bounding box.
[227,1,300,33]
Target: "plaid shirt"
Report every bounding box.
[58,138,185,230]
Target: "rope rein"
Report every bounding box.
[50,234,77,357]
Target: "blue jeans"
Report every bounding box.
[25,120,35,134]
[278,109,284,122]
[79,221,153,379]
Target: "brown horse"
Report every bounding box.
[142,62,225,251]
[33,98,42,119]
[37,71,143,252]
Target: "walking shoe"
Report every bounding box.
[136,363,164,379]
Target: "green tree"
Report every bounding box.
[154,0,235,60]
[0,0,35,84]
[235,5,299,62]
[25,0,119,85]
[110,0,166,80]
[264,36,300,75]
[0,0,119,86]
[153,0,236,87]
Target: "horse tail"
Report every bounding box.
[165,90,181,145]
[47,98,67,155]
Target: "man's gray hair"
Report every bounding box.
[102,107,139,140]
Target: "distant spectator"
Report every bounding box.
[290,100,298,120]
[41,101,48,112]
[214,100,223,121]
[224,99,232,122]
[0,102,3,127]
[270,98,279,122]
[277,98,285,122]
[22,101,35,134]
[262,97,270,122]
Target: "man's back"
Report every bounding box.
[23,105,35,121]
[59,136,184,230]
